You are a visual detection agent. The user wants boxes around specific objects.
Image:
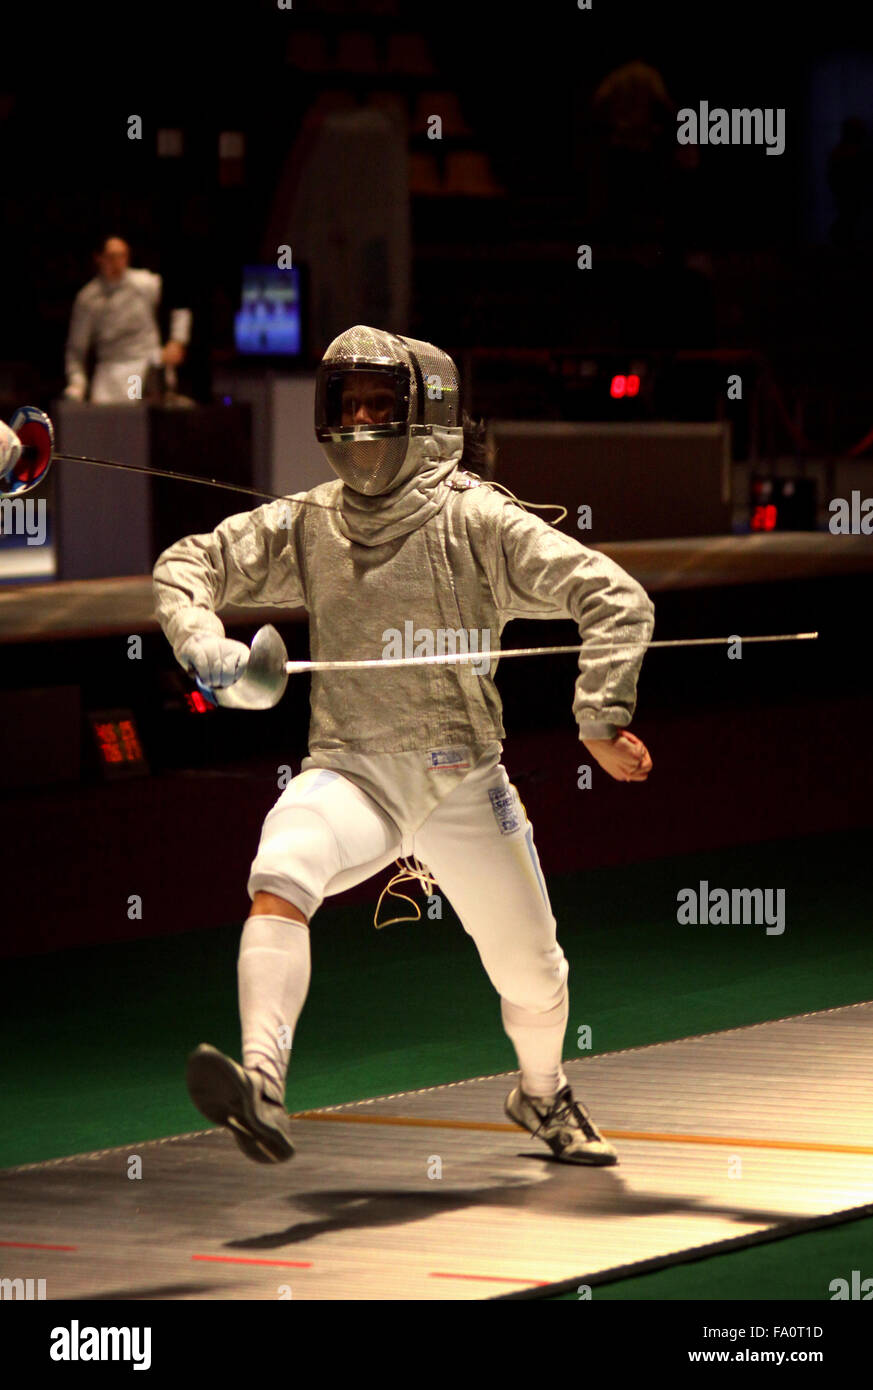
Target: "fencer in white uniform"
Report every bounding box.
[65,237,190,404]
[152,325,655,1167]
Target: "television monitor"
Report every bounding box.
[234,265,302,357]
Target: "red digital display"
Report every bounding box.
[94,719,145,765]
[610,374,640,398]
[88,710,149,779]
[751,503,778,531]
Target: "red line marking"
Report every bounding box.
[191,1255,312,1268]
[430,1271,550,1285]
[0,1241,77,1251]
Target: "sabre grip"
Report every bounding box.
[178,633,251,691]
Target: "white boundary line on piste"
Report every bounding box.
[1,999,870,1174]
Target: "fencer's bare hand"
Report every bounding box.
[177,634,250,689]
[162,341,185,367]
[582,729,652,782]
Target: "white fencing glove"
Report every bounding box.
[0,419,23,483]
[177,633,250,689]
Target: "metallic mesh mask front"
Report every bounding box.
[314,325,461,496]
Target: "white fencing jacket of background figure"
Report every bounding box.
[65,269,164,403]
[152,427,655,832]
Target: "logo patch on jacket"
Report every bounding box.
[427,747,471,771]
[488,786,521,834]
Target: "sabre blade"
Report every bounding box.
[21,447,340,513]
[50,452,303,507]
[3,410,337,511]
[284,632,819,674]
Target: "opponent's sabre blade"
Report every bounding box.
[44,451,302,507]
[13,437,328,509]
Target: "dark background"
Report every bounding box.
[2,0,872,455]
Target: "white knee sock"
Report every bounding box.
[237,914,311,1103]
[501,986,569,1099]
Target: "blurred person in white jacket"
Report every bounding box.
[64,237,190,404]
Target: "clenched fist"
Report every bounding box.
[162,341,186,367]
[178,633,250,689]
[582,729,652,782]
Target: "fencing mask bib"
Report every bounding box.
[314,325,461,496]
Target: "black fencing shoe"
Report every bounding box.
[186,1043,295,1164]
[504,1083,618,1166]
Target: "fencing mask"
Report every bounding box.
[314,325,461,496]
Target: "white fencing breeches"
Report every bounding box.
[244,754,570,1098]
[90,359,152,404]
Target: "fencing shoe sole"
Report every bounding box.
[186,1043,295,1164]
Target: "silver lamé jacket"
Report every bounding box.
[152,427,655,764]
